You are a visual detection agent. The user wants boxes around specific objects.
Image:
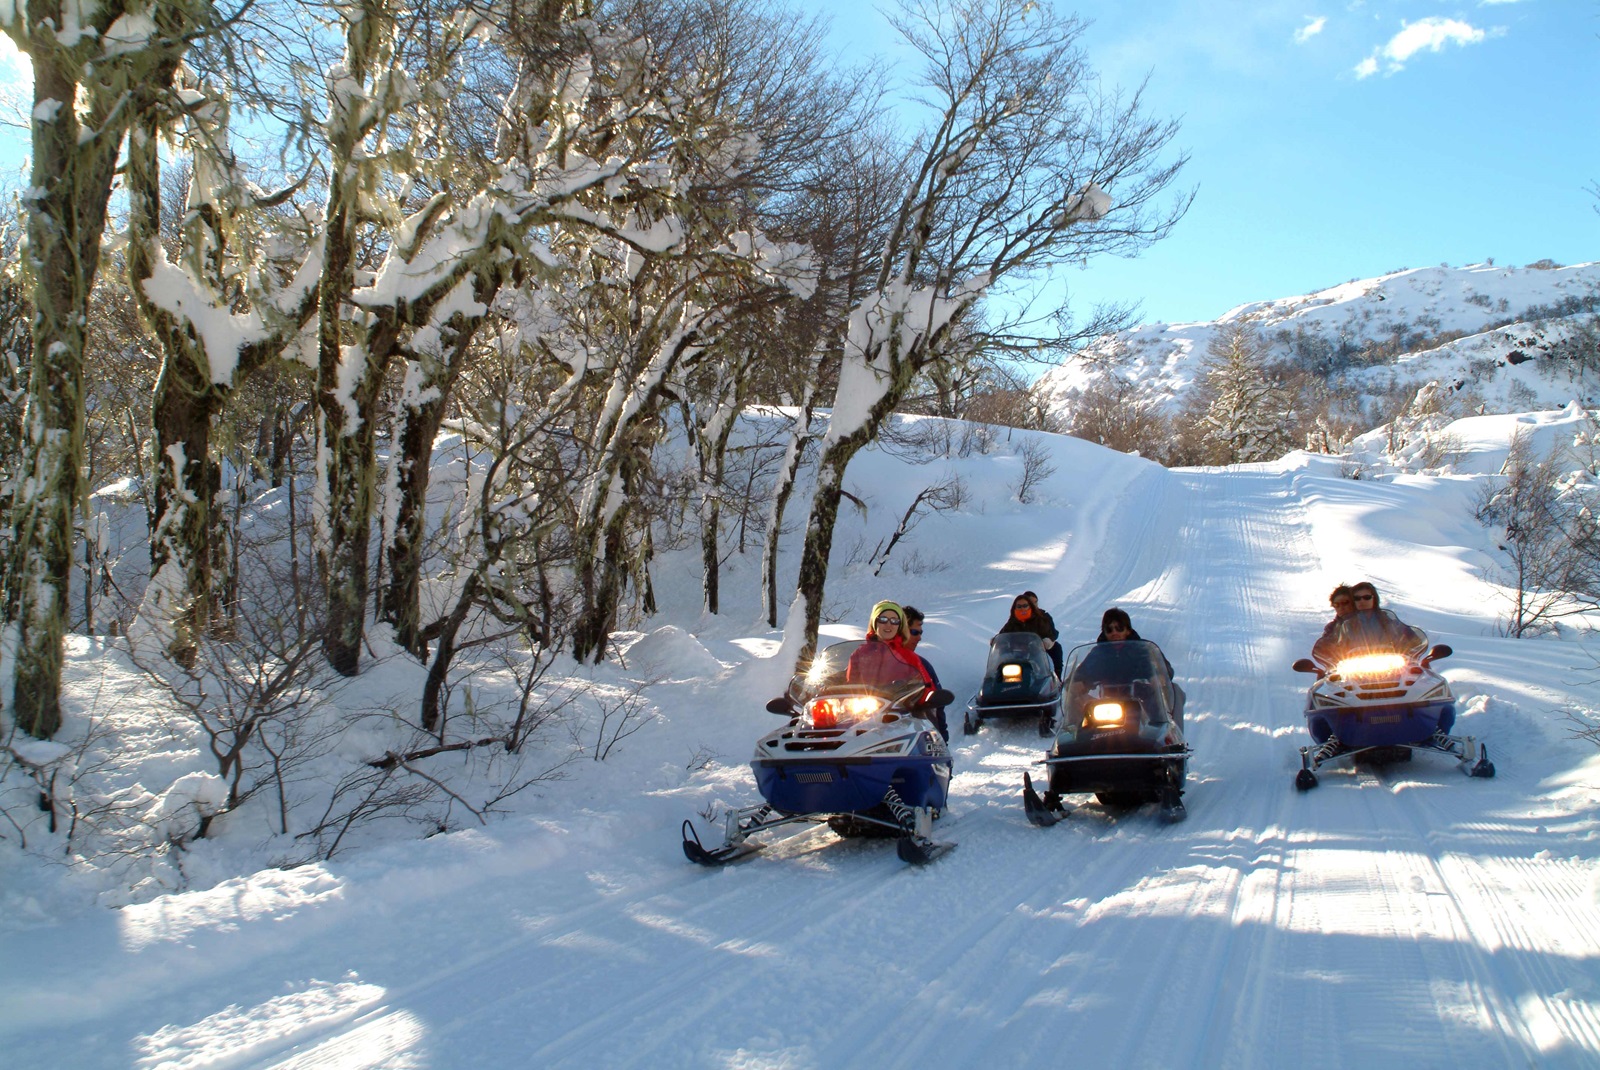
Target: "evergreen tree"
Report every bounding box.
[1186,324,1296,464]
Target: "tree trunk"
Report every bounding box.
[573,504,632,663]
[697,414,737,616]
[7,38,128,737]
[316,349,388,676]
[762,405,815,628]
[421,572,480,735]
[381,385,450,658]
[791,441,860,661]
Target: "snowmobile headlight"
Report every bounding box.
[806,695,884,728]
[1088,701,1125,726]
[1334,653,1407,679]
[1001,663,1023,683]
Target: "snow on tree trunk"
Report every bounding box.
[379,363,451,660]
[695,382,741,616]
[6,3,204,735]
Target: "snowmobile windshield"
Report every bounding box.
[984,632,1053,680]
[1064,639,1177,724]
[1325,609,1428,659]
[792,640,927,701]
[1065,640,1174,692]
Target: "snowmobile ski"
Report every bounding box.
[1158,789,1187,823]
[896,834,955,865]
[1022,771,1069,827]
[681,819,764,866]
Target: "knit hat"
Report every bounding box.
[868,600,910,642]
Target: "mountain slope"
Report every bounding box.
[1039,261,1600,419]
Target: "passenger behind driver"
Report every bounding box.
[1311,584,1357,667]
[902,605,949,740]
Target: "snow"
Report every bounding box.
[1038,261,1600,416]
[4,399,1600,1067]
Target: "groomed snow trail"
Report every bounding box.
[9,458,1600,1070]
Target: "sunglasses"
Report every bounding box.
[876,615,901,625]
[1331,599,1353,608]
[909,628,923,636]
[1106,623,1129,632]
[1354,594,1375,602]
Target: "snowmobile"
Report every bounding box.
[963,632,1063,736]
[682,639,957,866]
[1291,641,1494,789]
[1022,639,1189,825]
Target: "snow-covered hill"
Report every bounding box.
[4,405,1600,1068]
[1040,261,1600,417]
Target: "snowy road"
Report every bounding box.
[6,448,1600,1069]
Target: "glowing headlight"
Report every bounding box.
[1088,701,1125,726]
[807,695,884,728]
[1001,663,1023,683]
[1335,653,1407,678]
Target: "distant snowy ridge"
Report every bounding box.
[1040,260,1600,418]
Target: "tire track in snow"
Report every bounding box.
[251,459,1598,1070]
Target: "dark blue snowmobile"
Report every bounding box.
[1292,638,1493,789]
[963,631,1063,736]
[682,639,956,866]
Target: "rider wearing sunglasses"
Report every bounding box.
[846,599,933,689]
[1311,580,1427,667]
[998,591,1063,677]
[901,605,948,740]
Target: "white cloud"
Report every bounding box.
[1354,16,1491,78]
[1294,16,1327,44]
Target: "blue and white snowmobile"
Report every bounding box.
[1292,641,1494,789]
[963,631,1063,736]
[1022,638,1190,825]
[682,639,956,866]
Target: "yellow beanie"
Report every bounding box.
[868,600,909,642]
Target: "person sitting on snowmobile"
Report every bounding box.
[999,592,1062,677]
[1096,607,1142,643]
[902,605,949,740]
[1310,584,1358,667]
[1314,581,1427,664]
[847,600,934,692]
[1076,608,1185,728]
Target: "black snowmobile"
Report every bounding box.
[1023,638,1190,825]
[963,631,1063,736]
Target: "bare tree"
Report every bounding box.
[1475,427,1600,636]
[1066,370,1171,458]
[788,0,1189,655]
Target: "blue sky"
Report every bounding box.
[816,0,1600,325]
[0,3,1593,328]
